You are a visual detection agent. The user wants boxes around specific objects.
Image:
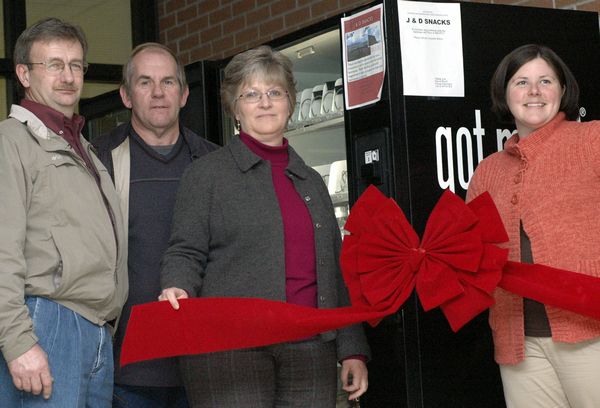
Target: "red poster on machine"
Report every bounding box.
[341,4,385,109]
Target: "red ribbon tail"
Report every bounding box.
[120,298,390,368]
[500,261,600,320]
[440,285,496,332]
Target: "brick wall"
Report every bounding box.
[158,0,600,64]
[158,0,374,64]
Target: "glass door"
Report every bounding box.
[279,29,349,233]
[79,90,130,142]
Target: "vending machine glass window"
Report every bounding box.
[279,29,349,232]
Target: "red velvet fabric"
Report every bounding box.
[501,261,600,320]
[120,298,381,367]
[120,186,600,367]
[341,186,509,331]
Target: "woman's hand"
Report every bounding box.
[158,287,188,310]
[340,358,368,400]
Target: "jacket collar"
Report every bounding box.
[20,99,85,138]
[106,122,206,157]
[227,134,309,179]
[9,104,70,152]
[181,126,207,159]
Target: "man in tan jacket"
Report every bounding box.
[0,18,128,406]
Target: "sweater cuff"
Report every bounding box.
[340,354,367,363]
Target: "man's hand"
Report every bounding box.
[158,287,189,310]
[7,344,53,399]
[341,358,368,400]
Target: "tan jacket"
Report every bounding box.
[0,105,128,362]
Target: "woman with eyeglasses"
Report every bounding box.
[159,45,369,408]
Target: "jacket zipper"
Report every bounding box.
[65,145,120,284]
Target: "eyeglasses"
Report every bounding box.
[26,60,89,75]
[236,87,288,104]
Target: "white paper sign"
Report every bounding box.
[398,1,464,97]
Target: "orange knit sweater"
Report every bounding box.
[466,112,600,365]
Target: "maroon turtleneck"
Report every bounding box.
[239,131,317,308]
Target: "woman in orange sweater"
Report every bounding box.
[467,44,600,408]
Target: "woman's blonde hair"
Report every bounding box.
[220,45,296,119]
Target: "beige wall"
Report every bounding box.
[26,0,133,65]
[157,0,600,64]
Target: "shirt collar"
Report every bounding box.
[239,130,289,165]
[20,99,85,136]
[228,134,309,179]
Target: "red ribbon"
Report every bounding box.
[501,262,600,320]
[120,185,600,367]
[120,298,383,367]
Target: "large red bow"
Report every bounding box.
[341,186,509,331]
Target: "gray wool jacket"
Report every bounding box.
[161,135,370,360]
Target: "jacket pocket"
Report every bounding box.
[50,225,115,307]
